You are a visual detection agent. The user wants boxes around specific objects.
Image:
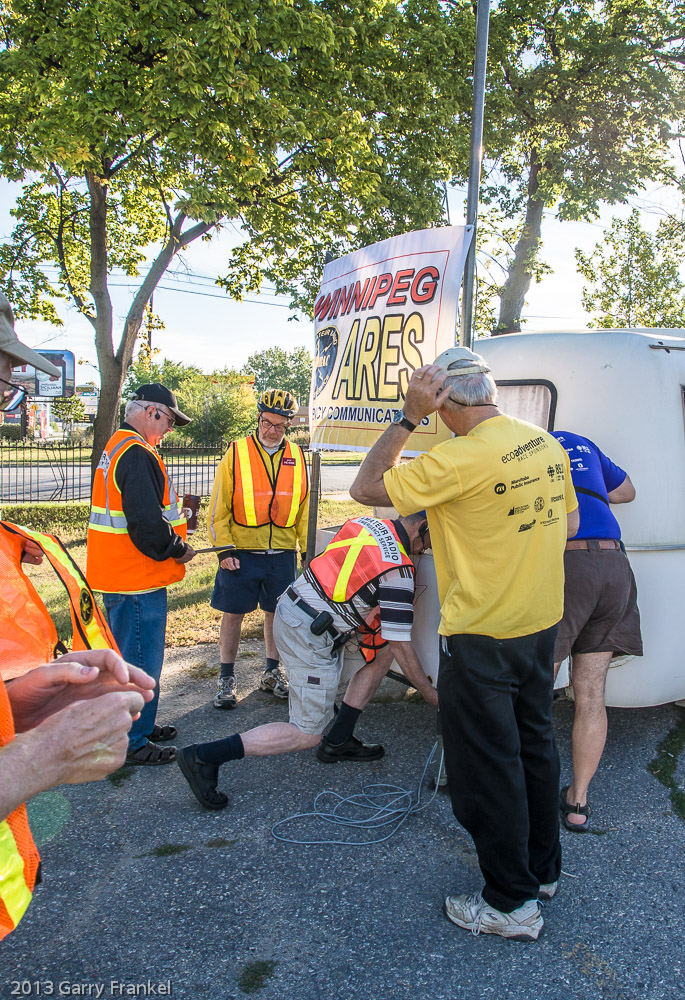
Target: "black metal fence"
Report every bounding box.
[0,439,227,504]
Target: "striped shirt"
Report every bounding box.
[293,564,415,642]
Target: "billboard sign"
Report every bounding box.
[309,226,472,454]
[11,349,75,398]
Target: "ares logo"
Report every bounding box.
[79,588,94,625]
[313,325,339,399]
[494,482,507,495]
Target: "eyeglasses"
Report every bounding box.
[0,376,28,412]
[259,415,290,432]
[154,407,176,428]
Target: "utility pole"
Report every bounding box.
[460,0,491,350]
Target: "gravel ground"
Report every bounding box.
[2,645,684,1000]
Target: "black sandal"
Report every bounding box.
[560,785,591,832]
[151,724,177,743]
[125,741,176,766]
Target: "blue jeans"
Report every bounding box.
[103,589,168,752]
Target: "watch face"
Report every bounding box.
[392,410,404,423]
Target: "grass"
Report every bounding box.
[142,843,192,858]
[205,837,237,848]
[647,706,685,821]
[18,498,366,648]
[319,451,366,466]
[237,960,278,995]
[106,766,135,787]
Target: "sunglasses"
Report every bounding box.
[0,375,28,412]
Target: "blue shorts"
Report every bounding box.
[210,550,297,615]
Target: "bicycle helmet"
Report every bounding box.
[257,388,298,418]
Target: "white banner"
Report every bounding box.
[309,226,472,453]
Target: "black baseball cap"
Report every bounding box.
[131,383,191,426]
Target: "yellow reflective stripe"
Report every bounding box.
[0,820,32,929]
[166,516,187,528]
[285,447,304,527]
[87,524,128,535]
[235,438,257,525]
[329,529,378,602]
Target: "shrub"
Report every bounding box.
[0,502,91,536]
[0,424,23,440]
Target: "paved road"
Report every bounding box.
[3,648,683,1000]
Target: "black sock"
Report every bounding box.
[196,733,245,766]
[265,657,279,674]
[220,662,235,678]
[325,701,362,746]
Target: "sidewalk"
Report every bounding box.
[2,646,684,1000]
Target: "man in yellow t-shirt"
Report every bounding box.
[351,347,579,942]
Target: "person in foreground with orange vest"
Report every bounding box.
[86,384,196,766]
[176,512,437,810]
[0,306,155,940]
[206,388,308,710]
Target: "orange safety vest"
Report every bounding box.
[86,429,187,593]
[308,517,415,662]
[231,435,308,528]
[0,521,119,681]
[0,680,41,941]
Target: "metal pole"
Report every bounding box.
[460,0,491,350]
[305,450,321,562]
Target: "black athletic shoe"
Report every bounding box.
[176,746,229,810]
[315,735,385,763]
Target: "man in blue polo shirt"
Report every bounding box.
[552,431,642,832]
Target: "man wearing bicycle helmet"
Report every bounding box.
[206,388,309,709]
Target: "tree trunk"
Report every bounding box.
[86,186,219,475]
[495,157,544,334]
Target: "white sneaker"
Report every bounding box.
[259,667,288,699]
[443,892,543,941]
[538,881,558,901]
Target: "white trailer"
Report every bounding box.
[318,329,685,708]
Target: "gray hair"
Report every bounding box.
[124,399,151,420]
[442,361,497,410]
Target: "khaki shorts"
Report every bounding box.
[273,594,344,734]
[554,545,643,661]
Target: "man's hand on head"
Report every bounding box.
[403,366,452,425]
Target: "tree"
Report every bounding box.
[175,369,256,444]
[52,393,87,439]
[243,346,313,406]
[575,209,685,328]
[0,0,473,472]
[481,0,683,332]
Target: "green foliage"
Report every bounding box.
[647,708,685,821]
[0,0,473,458]
[483,0,684,329]
[175,369,257,444]
[52,394,87,425]
[0,423,22,440]
[575,210,685,328]
[243,346,312,405]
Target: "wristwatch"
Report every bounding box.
[392,410,416,433]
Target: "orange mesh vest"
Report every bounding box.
[0,521,119,681]
[231,436,308,528]
[87,429,187,593]
[0,681,41,941]
[308,517,415,662]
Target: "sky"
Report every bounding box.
[0,173,680,389]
